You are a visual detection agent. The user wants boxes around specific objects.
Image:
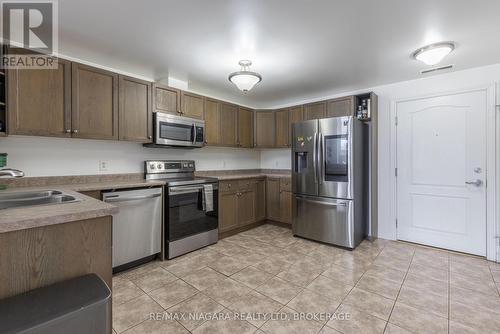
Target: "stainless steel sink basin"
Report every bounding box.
[0,190,79,210]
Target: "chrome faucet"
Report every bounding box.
[0,168,25,178]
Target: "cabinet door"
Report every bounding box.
[181,91,204,119]
[254,179,266,222]
[255,111,276,147]
[204,98,220,145]
[304,102,326,120]
[289,105,303,144]
[118,75,152,142]
[238,107,253,148]
[72,63,118,140]
[266,178,281,221]
[275,108,289,148]
[280,191,293,224]
[7,58,71,137]
[219,102,238,146]
[238,190,255,227]
[326,96,354,118]
[154,84,180,114]
[219,192,238,232]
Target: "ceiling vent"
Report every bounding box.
[420,64,454,74]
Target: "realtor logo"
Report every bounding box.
[1,0,58,69]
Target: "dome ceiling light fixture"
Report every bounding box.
[228,60,262,92]
[412,42,455,66]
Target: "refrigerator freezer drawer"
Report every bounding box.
[293,195,357,249]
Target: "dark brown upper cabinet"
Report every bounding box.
[275,108,289,148]
[7,58,72,137]
[219,102,238,146]
[255,110,276,148]
[288,105,303,144]
[71,63,119,140]
[118,75,152,143]
[153,83,180,115]
[204,98,220,145]
[326,96,354,118]
[238,107,253,148]
[181,91,204,119]
[304,101,326,120]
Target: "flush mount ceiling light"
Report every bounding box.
[412,42,455,66]
[228,60,262,92]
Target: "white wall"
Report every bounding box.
[262,63,500,241]
[1,136,261,176]
[260,149,291,170]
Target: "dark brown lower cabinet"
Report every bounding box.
[254,179,266,222]
[0,216,112,300]
[266,178,281,221]
[266,177,293,224]
[237,190,255,226]
[219,191,238,233]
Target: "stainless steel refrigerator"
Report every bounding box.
[292,116,369,249]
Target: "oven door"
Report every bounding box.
[167,184,218,242]
[155,113,203,147]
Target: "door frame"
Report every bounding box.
[389,85,498,261]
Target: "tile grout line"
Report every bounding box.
[381,246,416,334]
[321,243,391,333]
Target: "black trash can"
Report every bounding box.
[0,274,111,334]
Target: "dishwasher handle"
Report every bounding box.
[104,193,161,203]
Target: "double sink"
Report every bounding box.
[0,190,79,210]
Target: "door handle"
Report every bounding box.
[104,193,161,202]
[297,196,347,207]
[318,132,323,185]
[313,132,318,184]
[465,179,483,186]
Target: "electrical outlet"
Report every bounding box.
[99,160,109,172]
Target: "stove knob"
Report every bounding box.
[150,164,156,170]
[157,163,163,170]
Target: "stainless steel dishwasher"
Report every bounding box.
[103,187,162,272]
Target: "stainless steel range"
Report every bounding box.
[145,160,218,259]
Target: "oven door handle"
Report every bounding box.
[169,185,218,195]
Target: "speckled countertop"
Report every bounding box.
[0,170,289,233]
[195,169,291,181]
[0,175,165,234]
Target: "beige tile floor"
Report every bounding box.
[112,224,500,334]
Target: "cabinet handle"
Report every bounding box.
[148,135,152,139]
[73,130,79,134]
[65,129,71,133]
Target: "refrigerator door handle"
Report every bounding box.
[313,132,318,184]
[296,196,347,207]
[318,132,323,185]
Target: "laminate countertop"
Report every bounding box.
[0,179,166,234]
[196,172,291,181]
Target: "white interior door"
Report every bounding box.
[396,90,487,256]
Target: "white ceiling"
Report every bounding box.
[59,0,500,108]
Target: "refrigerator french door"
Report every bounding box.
[292,116,368,249]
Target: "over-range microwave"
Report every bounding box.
[151,112,205,148]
